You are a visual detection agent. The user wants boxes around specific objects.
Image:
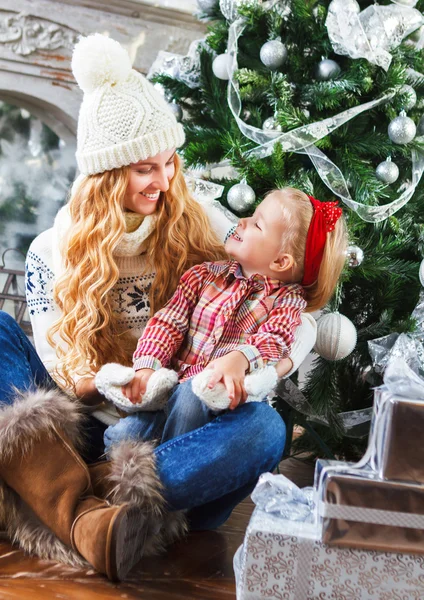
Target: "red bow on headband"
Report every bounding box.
[301,196,342,287]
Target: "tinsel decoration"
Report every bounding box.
[375,157,400,184]
[388,111,416,144]
[315,58,341,81]
[212,53,231,80]
[259,40,287,70]
[227,182,256,212]
[314,312,357,361]
[346,245,364,267]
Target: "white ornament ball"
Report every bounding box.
[262,117,282,132]
[346,245,364,267]
[419,258,424,287]
[388,114,416,144]
[260,40,287,70]
[399,84,417,111]
[375,158,399,184]
[212,53,231,80]
[168,102,183,121]
[395,0,418,6]
[314,313,357,361]
[410,24,424,42]
[227,183,256,212]
[315,59,341,81]
[197,0,216,12]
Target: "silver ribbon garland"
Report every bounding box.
[224,6,424,222]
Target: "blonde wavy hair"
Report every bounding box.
[269,187,347,312]
[48,155,226,391]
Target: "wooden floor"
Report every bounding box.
[0,457,315,600]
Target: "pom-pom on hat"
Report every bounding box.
[72,33,185,175]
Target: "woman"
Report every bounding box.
[0,34,316,580]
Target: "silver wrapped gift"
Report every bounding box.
[234,472,424,599]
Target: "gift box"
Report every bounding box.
[234,473,424,600]
[319,467,424,555]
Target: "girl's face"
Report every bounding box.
[124,148,176,215]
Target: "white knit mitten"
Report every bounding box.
[191,366,279,411]
[95,363,178,413]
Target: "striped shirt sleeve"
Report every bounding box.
[133,263,208,371]
[236,287,306,371]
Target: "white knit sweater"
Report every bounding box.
[25,199,316,425]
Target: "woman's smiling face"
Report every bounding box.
[124,148,176,215]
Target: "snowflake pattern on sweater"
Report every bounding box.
[26,250,55,315]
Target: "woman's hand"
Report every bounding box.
[122,368,155,404]
[206,351,249,410]
[275,357,293,378]
[75,376,105,406]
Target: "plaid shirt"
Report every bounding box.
[133,260,306,381]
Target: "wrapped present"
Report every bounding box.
[318,465,424,554]
[234,473,424,599]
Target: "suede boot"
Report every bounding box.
[0,389,164,580]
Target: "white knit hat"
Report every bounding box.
[72,34,185,175]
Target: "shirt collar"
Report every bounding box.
[207,260,286,294]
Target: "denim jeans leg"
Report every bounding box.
[103,410,168,453]
[161,380,218,442]
[154,401,286,528]
[0,310,55,404]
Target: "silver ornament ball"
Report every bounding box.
[399,84,417,111]
[419,258,424,286]
[168,102,183,122]
[212,53,231,80]
[388,114,416,144]
[262,117,282,132]
[395,0,418,6]
[314,313,357,361]
[315,59,341,81]
[227,183,256,212]
[375,158,399,184]
[346,245,364,268]
[260,40,287,70]
[197,0,216,12]
[410,24,424,42]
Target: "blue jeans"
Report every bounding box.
[0,310,286,530]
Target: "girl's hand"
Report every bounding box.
[75,376,105,406]
[206,351,249,410]
[122,368,154,404]
[275,357,293,378]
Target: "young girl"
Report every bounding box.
[103,188,346,447]
[0,34,316,579]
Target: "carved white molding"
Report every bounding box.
[0,11,79,56]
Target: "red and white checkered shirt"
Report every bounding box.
[133,260,306,381]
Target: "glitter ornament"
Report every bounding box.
[259,40,288,70]
[227,182,256,212]
[420,259,424,287]
[375,157,399,184]
[346,245,364,267]
[388,112,416,144]
[197,0,216,12]
[315,59,341,81]
[168,102,183,122]
[212,53,231,80]
[262,117,282,132]
[314,313,357,361]
[399,84,417,111]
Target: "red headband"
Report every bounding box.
[301,196,342,287]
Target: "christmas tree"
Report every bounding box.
[152,0,424,459]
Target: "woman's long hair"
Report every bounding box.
[271,187,347,313]
[48,155,226,391]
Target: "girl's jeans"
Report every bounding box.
[0,310,286,530]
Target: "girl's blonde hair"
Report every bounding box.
[48,154,226,391]
[270,187,347,313]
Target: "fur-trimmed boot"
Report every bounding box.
[88,441,188,556]
[0,389,164,581]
